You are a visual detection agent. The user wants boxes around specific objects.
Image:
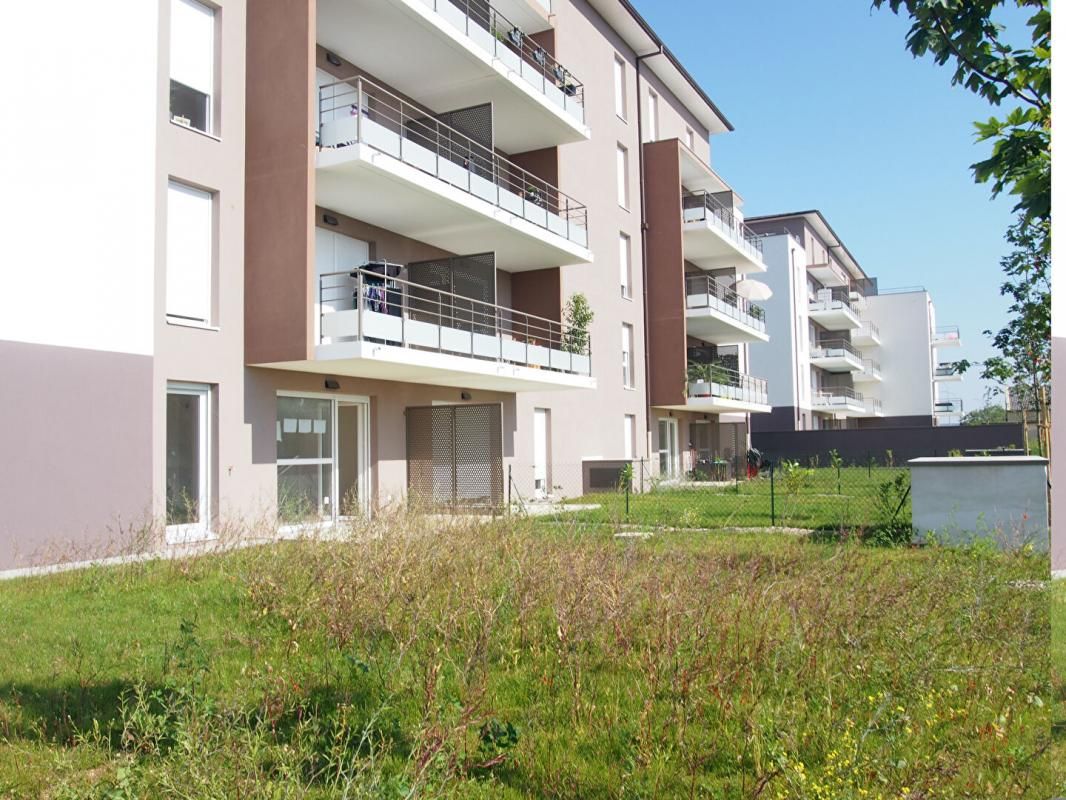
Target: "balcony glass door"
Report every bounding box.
[657,418,679,479]
[314,227,369,341]
[277,394,370,524]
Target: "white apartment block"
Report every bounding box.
[0,0,771,569]
[746,211,962,432]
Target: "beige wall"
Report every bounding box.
[153,0,262,525]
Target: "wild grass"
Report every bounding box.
[550,466,911,533]
[0,514,1058,798]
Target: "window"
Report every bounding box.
[616,144,629,209]
[166,383,211,542]
[170,0,216,134]
[621,323,634,388]
[166,180,214,324]
[646,89,659,142]
[613,56,627,119]
[685,127,695,150]
[623,414,636,459]
[619,232,632,298]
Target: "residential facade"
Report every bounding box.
[745,212,961,432]
[0,0,769,570]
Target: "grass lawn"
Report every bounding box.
[0,517,1059,798]
[549,466,911,532]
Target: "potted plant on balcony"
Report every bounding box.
[562,293,593,355]
[687,363,711,397]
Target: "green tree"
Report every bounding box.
[979,217,1050,454]
[871,0,1050,223]
[562,293,594,354]
[962,403,1009,425]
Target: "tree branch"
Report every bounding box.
[930,12,1045,110]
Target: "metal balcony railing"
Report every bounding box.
[807,259,850,286]
[813,387,865,407]
[425,0,584,120]
[318,76,588,248]
[932,325,961,345]
[860,358,882,378]
[855,320,880,340]
[935,363,959,377]
[318,268,592,376]
[684,273,766,333]
[864,396,883,415]
[687,362,768,406]
[811,338,862,361]
[935,398,964,414]
[681,190,764,263]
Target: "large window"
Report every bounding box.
[616,144,629,209]
[276,394,369,523]
[166,383,211,542]
[623,414,636,459]
[166,180,214,324]
[646,89,659,142]
[621,323,634,388]
[613,56,627,120]
[277,396,334,522]
[619,232,632,298]
[170,0,216,134]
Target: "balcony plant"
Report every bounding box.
[562,293,593,354]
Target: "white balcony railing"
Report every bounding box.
[813,387,865,410]
[318,76,588,249]
[419,0,583,124]
[319,268,592,377]
[687,363,768,406]
[684,273,767,334]
[681,191,764,263]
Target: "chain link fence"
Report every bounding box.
[507,454,912,536]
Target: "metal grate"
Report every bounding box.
[407,253,497,336]
[406,404,503,510]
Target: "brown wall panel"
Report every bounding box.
[643,139,686,407]
[245,0,316,365]
[511,268,562,322]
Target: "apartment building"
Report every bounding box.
[0,0,766,569]
[746,211,961,432]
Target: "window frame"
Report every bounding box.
[165,382,213,544]
[646,89,659,142]
[619,231,632,299]
[165,179,216,326]
[613,55,627,121]
[616,144,629,210]
[169,0,218,137]
[621,322,634,389]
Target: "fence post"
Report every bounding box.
[507,464,512,514]
[640,457,645,494]
[769,460,776,527]
[867,450,872,478]
[625,479,630,519]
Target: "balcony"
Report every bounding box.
[679,363,770,414]
[935,398,963,426]
[934,362,963,382]
[808,288,860,331]
[316,76,591,271]
[300,267,596,392]
[812,387,867,417]
[317,0,587,152]
[807,258,849,288]
[810,339,863,373]
[684,274,769,345]
[681,191,766,274]
[932,325,961,348]
[852,359,883,383]
[852,320,881,347]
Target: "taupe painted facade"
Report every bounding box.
[0,0,764,570]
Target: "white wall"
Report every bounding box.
[864,291,935,417]
[748,233,806,412]
[0,2,159,356]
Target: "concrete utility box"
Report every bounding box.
[908,456,1049,551]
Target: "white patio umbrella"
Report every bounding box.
[733,279,773,301]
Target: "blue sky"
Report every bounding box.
[630,0,1030,415]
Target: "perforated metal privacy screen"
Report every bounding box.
[406,404,503,509]
[407,253,496,334]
